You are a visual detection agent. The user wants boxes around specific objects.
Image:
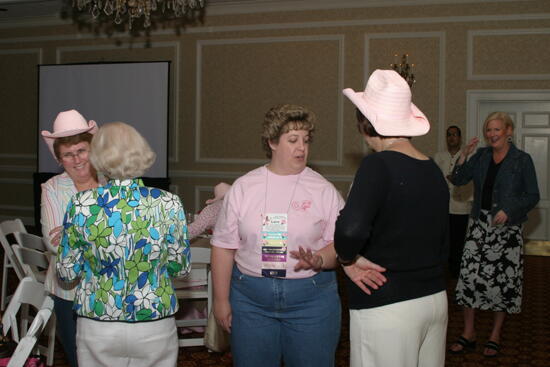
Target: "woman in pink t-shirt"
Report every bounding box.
[211,104,344,367]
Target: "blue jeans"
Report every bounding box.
[230,265,341,367]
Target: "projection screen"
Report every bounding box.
[38,62,169,177]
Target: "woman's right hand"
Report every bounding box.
[462,137,479,158]
[342,256,387,295]
[213,299,232,333]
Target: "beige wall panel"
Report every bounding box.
[367,37,441,155]
[0,51,40,156]
[197,37,342,165]
[472,32,550,76]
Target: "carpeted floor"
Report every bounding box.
[4,255,549,366]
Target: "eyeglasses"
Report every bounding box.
[60,148,89,161]
[446,132,460,137]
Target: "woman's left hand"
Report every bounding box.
[493,210,508,225]
[290,246,323,271]
[342,256,387,295]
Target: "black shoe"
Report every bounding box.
[449,336,476,354]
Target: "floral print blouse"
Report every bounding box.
[57,179,191,322]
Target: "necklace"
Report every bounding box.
[383,138,408,151]
[262,166,301,218]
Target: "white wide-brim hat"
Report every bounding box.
[343,69,430,137]
[41,109,98,161]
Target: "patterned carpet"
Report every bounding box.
[4,255,549,366]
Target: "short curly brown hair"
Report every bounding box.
[53,132,93,160]
[261,104,316,159]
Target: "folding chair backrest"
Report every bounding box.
[0,219,26,279]
[1,277,48,342]
[12,245,49,283]
[1,277,54,367]
[14,233,47,252]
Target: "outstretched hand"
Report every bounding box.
[342,256,387,295]
[290,246,323,271]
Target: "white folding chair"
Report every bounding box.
[11,245,49,284]
[0,219,27,311]
[2,277,55,366]
[13,233,50,284]
[173,246,212,347]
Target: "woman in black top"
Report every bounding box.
[336,69,450,367]
[449,112,539,357]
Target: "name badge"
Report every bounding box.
[261,213,287,278]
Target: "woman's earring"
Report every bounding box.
[507,136,513,143]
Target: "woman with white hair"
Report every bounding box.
[336,70,449,367]
[57,122,190,367]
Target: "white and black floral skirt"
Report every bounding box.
[455,209,523,314]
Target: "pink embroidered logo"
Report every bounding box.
[291,200,312,212]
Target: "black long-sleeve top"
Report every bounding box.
[335,151,449,309]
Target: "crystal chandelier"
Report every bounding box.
[390,54,416,88]
[73,0,206,29]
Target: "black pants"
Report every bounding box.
[448,214,469,279]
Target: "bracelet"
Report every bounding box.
[336,254,355,266]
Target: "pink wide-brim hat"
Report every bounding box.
[343,69,430,137]
[41,109,98,161]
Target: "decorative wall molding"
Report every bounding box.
[169,169,354,182]
[0,154,36,160]
[466,89,550,137]
[1,12,549,39]
[0,47,43,64]
[0,165,35,173]
[55,41,181,162]
[195,34,344,166]
[467,28,550,81]
[193,185,214,213]
[0,215,34,226]
[0,204,34,212]
[0,178,33,185]
[205,0,527,15]
[365,31,446,152]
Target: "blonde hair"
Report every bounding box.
[483,111,514,135]
[90,122,156,180]
[261,104,316,159]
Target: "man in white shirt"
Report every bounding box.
[434,126,473,279]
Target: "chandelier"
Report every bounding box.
[390,54,416,88]
[73,0,206,29]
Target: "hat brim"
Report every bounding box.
[343,88,430,137]
[41,121,98,161]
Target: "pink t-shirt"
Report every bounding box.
[212,166,344,279]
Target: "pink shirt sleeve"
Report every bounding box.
[211,183,241,249]
[188,199,223,239]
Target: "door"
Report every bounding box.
[467,91,550,251]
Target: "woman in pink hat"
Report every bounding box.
[41,109,105,367]
[335,70,449,366]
